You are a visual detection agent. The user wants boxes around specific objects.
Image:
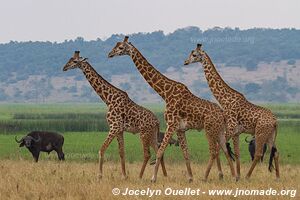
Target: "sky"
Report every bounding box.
[0,0,299,43]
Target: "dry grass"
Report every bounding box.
[0,160,299,200]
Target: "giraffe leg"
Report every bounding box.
[245,154,262,179]
[151,125,176,183]
[151,142,167,177]
[219,134,237,180]
[267,130,280,179]
[246,135,265,179]
[116,132,127,179]
[203,134,218,182]
[216,144,224,180]
[225,119,240,179]
[98,129,119,179]
[272,135,280,179]
[274,150,280,179]
[139,137,151,179]
[177,130,193,182]
[160,154,167,177]
[267,145,280,179]
[232,135,241,180]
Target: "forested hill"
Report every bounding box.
[0,27,299,103]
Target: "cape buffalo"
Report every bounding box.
[245,136,267,162]
[157,131,179,147]
[150,132,179,165]
[15,131,65,162]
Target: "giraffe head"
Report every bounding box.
[63,51,88,71]
[108,36,133,58]
[184,44,206,66]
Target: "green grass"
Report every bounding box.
[0,103,299,133]
[0,103,165,133]
[1,127,299,165]
[0,103,299,165]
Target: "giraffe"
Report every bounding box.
[108,36,236,182]
[184,44,279,179]
[63,51,168,179]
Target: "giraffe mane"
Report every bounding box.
[204,52,245,98]
[83,61,128,96]
[129,42,187,87]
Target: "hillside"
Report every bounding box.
[0,27,299,103]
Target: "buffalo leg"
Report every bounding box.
[56,148,65,161]
[31,151,40,162]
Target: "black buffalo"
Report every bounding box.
[150,132,179,165]
[245,136,267,162]
[157,131,179,147]
[15,131,65,162]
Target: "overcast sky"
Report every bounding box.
[0,0,299,43]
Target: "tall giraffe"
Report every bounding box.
[108,36,236,182]
[184,44,279,179]
[63,51,168,179]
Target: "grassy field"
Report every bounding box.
[0,103,299,164]
[1,103,299,133]
[0,103,299,199]
[1,130,299,165]
[0,161,299,200]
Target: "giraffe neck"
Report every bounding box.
[129,45,177,100]
[201,53,244,107]
[81,62,125,105]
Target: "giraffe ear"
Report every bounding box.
[197,44,202,49]
[81,58,88,62]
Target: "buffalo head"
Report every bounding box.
[15,135,41,147]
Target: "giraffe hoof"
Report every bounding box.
[235,176,240,182]
[219,173,224,180]
[151,176,157,183]
[97,174,103,181]
[151,179,157,183]
[245,175,250,180]
[188,178,193,183]
[122,175,128,180]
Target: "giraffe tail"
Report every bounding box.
[226,142,236,161]
[268,124,278,172]
[222,117,236,161]
[150,123,161,166]
[268,146,277,172]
